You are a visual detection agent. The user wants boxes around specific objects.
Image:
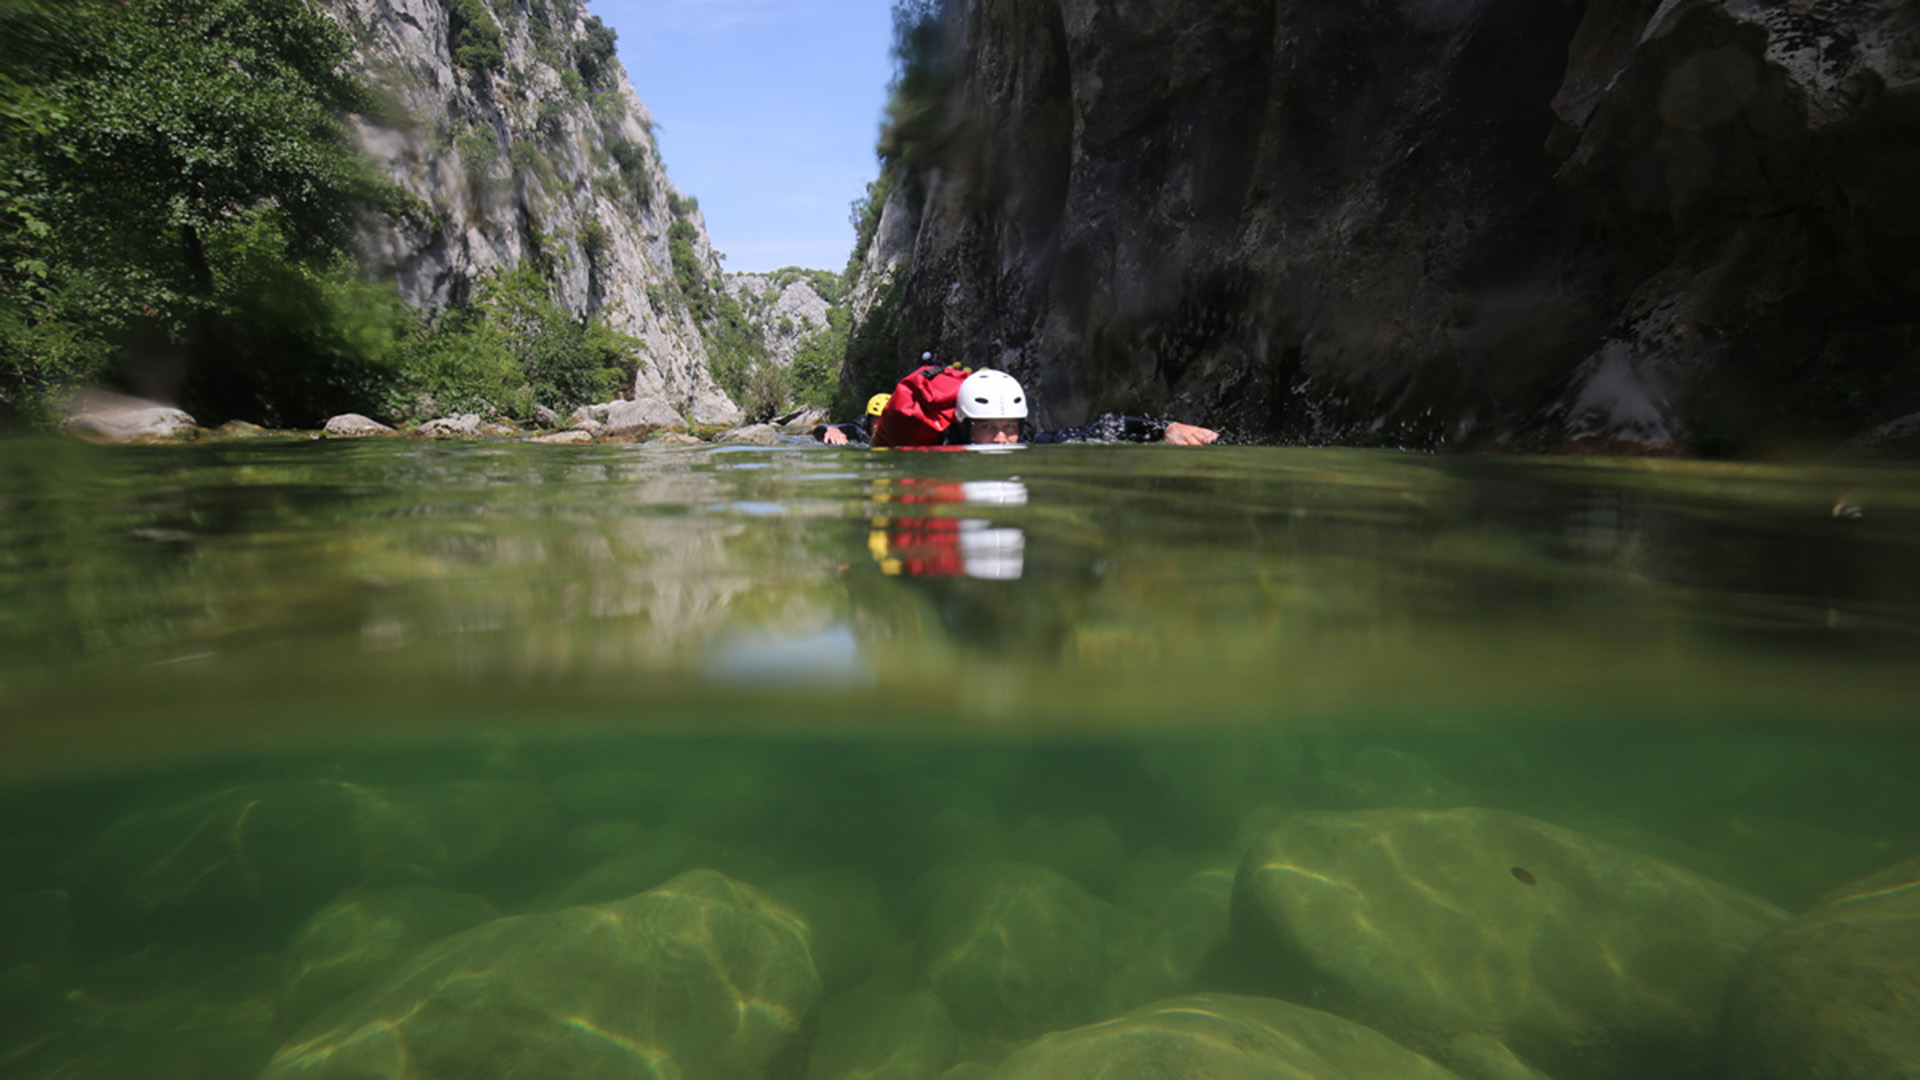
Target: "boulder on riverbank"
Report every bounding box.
[414,413,484,439]
[1232,807,1788,1080]
[571,398,684,439]
[60,394,199,443]
[322,414,396,438]
[716,423,782,445]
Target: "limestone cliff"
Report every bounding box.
[859,0,1919,453]
[724,271,836,369]
[322,0,740,425]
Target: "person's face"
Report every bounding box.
[970,419,1022,444]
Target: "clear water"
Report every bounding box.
[2,436,1917,1079]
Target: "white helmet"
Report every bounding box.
[956,369,1027,421]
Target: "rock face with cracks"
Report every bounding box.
[315,0,740,426]
[869,0,1920,453]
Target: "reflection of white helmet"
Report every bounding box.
[958,480,1028,506]
[957,369,1027,421]
[959,521,1025,580]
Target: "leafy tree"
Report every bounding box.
[790,306,850,408]
[1,0,405,423]
[387,268,632,423]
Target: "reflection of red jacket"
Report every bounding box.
[870,517,965,577]
[868,478,1028,579]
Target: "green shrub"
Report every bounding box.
[451,0,506,75]
[575,15,619,91]
[606,136,652,207]
[456,128,505,206]
[508,139,558,193]
[388,268,632,422]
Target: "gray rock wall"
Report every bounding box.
[322,0,740,425]
[863,0,1920,453]
[724,273,834,368]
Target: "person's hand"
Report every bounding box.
[1163,421,1218,445]
[822,426,849,445]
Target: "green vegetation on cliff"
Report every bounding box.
[667,194,786,421]
[0,0,639,428]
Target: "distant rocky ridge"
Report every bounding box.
[723,270,838,369]
[321,0,740,426]
[855,0,1920,454]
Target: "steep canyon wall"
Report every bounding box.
[869,0,1919,452]
[324,0,740,424]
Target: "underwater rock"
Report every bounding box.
[1232,807,1788,1080]
[0,889,72,969]
[804,986,957,1080]
[60,394,199,444]
[394,780,558,891]
[544,828,781,909]
[1317,745,1469,809]
[1723,855,1920,1080]
[557,820,653,871]
[72,780,423,936]
[988,993,1465,1080]
[275,887,499,1031]
[769,869,899,995]
[321,414,395,438]
[1102,866,1234,1016]
[920,862,1113,1041]
[261,869,820,1080]
[1011,815,1125,897]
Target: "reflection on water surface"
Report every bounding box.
[0,438,1916,1080]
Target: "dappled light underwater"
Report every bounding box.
[3,437,1920,1080]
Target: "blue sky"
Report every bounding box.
[593,0,898,274]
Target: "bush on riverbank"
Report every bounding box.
[0,0,638,430]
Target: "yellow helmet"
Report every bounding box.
[865,393,891,418]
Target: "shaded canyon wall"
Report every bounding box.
[866,0,1919,453]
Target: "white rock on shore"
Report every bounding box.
[324,414,398,438]
[60,394,199,444]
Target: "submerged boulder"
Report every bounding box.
[988,993,1465,1080]
[276,887,499,1030]
[261,869,821,1080]
[804,987,956,1080]
[72,780,423,936]
[920,862,1113,1041]
[1232,807,1787,1080]
[1723,855,1920,1080]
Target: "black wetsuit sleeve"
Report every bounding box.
[812,422,871,444]
[1030,415,1169,443]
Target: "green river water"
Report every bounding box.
[2,435,1917,1080]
